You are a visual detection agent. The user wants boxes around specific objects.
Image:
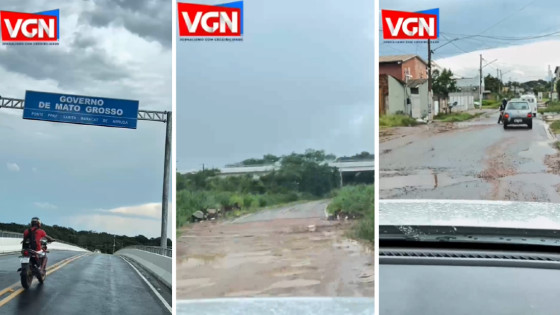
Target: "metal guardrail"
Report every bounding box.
[121,245,172,257]
[0,230,23,238]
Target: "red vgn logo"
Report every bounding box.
[178,1,243,37]
[0,9,59,42]
[382,9,439,40]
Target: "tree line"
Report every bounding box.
[0,222,171,254]
[177,149,374,227]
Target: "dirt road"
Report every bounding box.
[380,111,560,202]
[176,200,374,299]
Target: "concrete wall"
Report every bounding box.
[115,248,172,288]
[0,237,88,254]
[387,76,406,115]
[410,82,430,119]
[449,92,476,111]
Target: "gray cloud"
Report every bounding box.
[0,47,128,89]
[82,0,171,47]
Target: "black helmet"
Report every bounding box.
[31,217,41,228]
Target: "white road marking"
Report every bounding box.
[121,257,172,313]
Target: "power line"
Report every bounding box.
[478,0,538,34]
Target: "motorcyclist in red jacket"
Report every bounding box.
[23,217,55,268]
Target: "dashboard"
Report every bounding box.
[380,247,560,315]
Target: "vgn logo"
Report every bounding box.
[0,9,59,43]
[178,1,243,37]
[382,9,439,40]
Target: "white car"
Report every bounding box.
[520,94,537,117]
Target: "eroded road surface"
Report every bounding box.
[177,200,374,299]
[380,111,560,202]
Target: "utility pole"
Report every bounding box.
[113,235,116,254]
[497,69,500,95]
[428,39,432,92]
[427,39,433,117]
[479,54,483,109]
[550,65,554,98]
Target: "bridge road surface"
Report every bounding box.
[380,111,560,202]
[0,252,170,314]
[177,200,374,299]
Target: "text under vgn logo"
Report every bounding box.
[178,1,243,41]
[0,9,59,44]
[382,8,439,41]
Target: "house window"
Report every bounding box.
[411,87,419,94]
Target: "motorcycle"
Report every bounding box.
[18,238,52,289]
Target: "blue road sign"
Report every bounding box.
[23,90,139,129]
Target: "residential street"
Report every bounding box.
[380,110,560,202]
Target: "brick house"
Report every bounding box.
[379,54,429,82]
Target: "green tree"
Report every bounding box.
[432,68,457,99]
[484,74,501,93]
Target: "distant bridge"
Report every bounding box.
[184,160,374,185]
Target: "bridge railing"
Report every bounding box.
[0,230,85,248]
[0,230,23,238]
[123,245,172,257]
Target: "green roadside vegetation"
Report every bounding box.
[434,112,482,122]
[539,101,560,114]
[379,114,417,128]
[550,120,560,134]
[481,99,501,109]
[327,185,374,243]
[176,150,374,229]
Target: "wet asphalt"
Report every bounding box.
[0,250,79,289]
[0,252,169,314]
[380,111,560,202]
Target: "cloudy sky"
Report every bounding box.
[0,0,171,238]
[380,0,560,82]
[177,0,375,171]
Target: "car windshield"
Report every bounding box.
[379,0,560,249]
[506,102,529,110]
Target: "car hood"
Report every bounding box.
[177,297,375,315]
[380,199,560,230]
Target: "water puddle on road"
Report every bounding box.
[178,277,215,288]
[181,255,222,268]
[267,279,321,290]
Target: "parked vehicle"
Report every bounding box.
[503,101,532,129]
[520,94,537,117]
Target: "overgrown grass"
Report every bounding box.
[327,185,374,243]
[555,141,560,151]
[434,112,481,122]
[481,100,501,109]
[379,114,417,128]
[539,101,560,114]
[550,120,560,134]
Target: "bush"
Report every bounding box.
[434,112,480,122]
[355,210,374,243]
[550,120,560,134]
[327,185,374,218]
[379,114,417,127]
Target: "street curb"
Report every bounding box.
[544,120,557,141]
